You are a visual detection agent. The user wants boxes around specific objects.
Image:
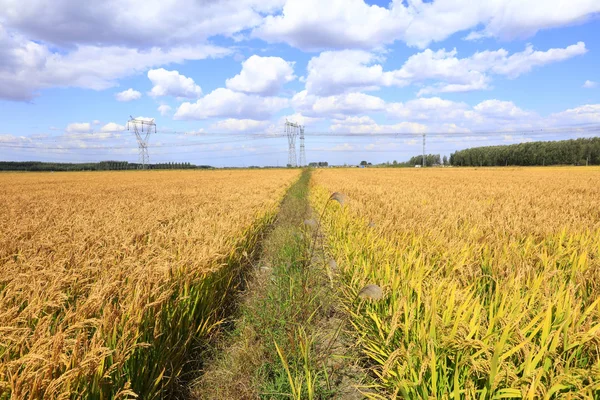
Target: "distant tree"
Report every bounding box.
[360,160,368,166]
[449,137,600,167]
[442,155,448,165]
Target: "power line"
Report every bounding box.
[2,127,597,151]
[5,121,599,142]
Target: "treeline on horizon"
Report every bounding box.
[449,137,600,166]
[0,161,213,171]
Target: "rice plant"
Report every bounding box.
[312,167,600,399]
[0,169,299,399]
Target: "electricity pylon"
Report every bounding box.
[285,120,304,167]
[299,125,306,167]
[127,116,156,169]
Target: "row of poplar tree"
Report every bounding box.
[449,137,600,166]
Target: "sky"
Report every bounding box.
[0,0,599,167]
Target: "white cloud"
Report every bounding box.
[583,80,597,89]
[226,55,295,95]
[254,0,408,51]
[148,68,202,98]
[302,43,585,97]
[406,42,586,95]
[174,88,289,120]
[386,97,474,121]
[0,26,229,101]
[549,104,600,124]
[473,99,533,120]
[489,42,587,77]
[3,0,597,54]
[1,0,285,48]
[115,88,141,101]
[157,104,172,116]
[254,0,600,50]
[210,118,270,132]
[416,76,489,96]
[386,97,539,130]
[278,113,323,127]
[100,122,126,132]
[330,116,427,134]
[66,122,92,133]
[305,50,389,96]
[292,90,386,118]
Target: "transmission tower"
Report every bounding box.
[127,116,156,169]
[422,133,426,167]
[285,119,300,167]
[298,125,306,167]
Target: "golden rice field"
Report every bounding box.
[313,167,600,399]
[0,169,298,399]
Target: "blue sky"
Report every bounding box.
[0,0,599,166]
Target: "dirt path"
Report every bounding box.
[189,170,368,399]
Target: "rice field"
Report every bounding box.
[0,169,298,399]
[312,167,600,398]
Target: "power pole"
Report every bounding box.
[422,133,426,167]
[285,119,300,167]
[127,116,156,169]
[299,125,306,167]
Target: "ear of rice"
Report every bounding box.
[330,192,347,206]
[304,219,317,228]
[328,259,337,272]
[358,284,383,300]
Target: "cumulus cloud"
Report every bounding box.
[254,0,600,50]
[1,0,284,48]
[209,118,270,132]
[157,104,172,116]
[278,113,323,127]
[386,97,474,121]
[489,42,587,77]
[302,43,585,97]
[549,104,600,124]
[292,90,386,118]
[583,80,597,89]
[100,122,126,132]
[0,26,229,101]
[226,55,295,95]
[304,50,388,96]
[3,0,597,53]
[66,122,93,133]
[405,42,586,95]
[330,116,428,134]
[254,0,407,50]
[174,88,289,120]
[287,91,545,132]
[385,97,539,130]
[473,100,533,120]
[148,68,202,98]
[115,88,141,101]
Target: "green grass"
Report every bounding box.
[193,170,346,399]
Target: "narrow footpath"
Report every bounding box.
[189,169,367,399]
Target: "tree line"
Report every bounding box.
[0,161,212,171]
[449,137,600,167]
[378,154,447,167]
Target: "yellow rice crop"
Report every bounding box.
[0,169,298,399]
[313,167,600,399]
